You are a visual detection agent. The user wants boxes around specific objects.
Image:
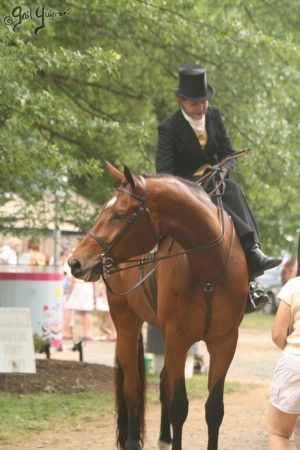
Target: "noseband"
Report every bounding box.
[88,175,159,274]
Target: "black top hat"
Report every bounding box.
[172,64,215,101]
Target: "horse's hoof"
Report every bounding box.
[158,440,172,450]
[124,444,141,450]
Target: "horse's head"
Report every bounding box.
[68,162,159,281]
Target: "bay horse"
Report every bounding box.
[68,161,248,450]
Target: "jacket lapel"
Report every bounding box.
[202,107,217,161]
[175,109,217,164]
[205,107,213,144]
[175,110,205,161]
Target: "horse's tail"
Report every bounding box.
[115,333,146,449]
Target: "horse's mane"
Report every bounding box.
[143,173,211,203]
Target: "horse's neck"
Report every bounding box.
[152,179,221,249]
[149,179,231,279]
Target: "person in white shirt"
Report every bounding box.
[0,237,21,265]
[267,257,300,448]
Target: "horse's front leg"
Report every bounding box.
[111,303,145,450]
[205,331,239,450]
[158,365,172,449]
[205,380,225,450]
[164,338,190,450]
[169,379,188,450]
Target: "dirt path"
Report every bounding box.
[7,327,299,449]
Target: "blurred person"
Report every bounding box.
[27,239,46,266]
[282,256,297,286]
[19,238,46,266]
[65,274,96,340]
[286,236,300,281]
[95,277,117,341]
[295,235,300,279]
[267,242,300,449]
[0,237,22,264]
[292,262,298,279]
[61,250,74,339]
[45,253,54,266]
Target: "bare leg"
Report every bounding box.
[62,308,73,338]
[267,404,298,450]
[108,313,117,340]
[293,415,300,449]
[81,311,93,339]
[97,311,111,337]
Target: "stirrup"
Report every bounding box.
[245,280,271,314]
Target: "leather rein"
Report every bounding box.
[88,150,249,287]
[87,172,235,299]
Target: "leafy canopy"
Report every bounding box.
[0,0,299,254]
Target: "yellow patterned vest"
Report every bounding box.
[193,129,211,176]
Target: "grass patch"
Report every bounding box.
[185,375,251,399]
[240,312,274,330]
[143,373,251,404]
[0,392,115,445]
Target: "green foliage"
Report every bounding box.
[32,333,49,353]
[0,0,299,253]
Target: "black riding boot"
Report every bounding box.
[246,244,282,279]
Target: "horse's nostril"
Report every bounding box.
[69,259,81,273]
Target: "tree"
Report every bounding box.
[0,0,299,253]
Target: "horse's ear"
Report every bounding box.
[105,160,124,184]
[123,165,136,190]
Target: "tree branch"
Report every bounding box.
[38,70,143,100]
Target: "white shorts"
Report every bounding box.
[270,352,300,414]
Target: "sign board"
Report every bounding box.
[0,308,36,373]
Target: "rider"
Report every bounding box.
[156,64,282,312]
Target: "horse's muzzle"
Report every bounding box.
[68,257,103,281]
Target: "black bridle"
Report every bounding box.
[88,175,160,276]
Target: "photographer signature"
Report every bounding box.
[4,5,70,35]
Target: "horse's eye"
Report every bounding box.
[113,211,125,221]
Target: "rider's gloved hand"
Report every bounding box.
[211,166,227,183]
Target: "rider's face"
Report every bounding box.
[178,97,208,120]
